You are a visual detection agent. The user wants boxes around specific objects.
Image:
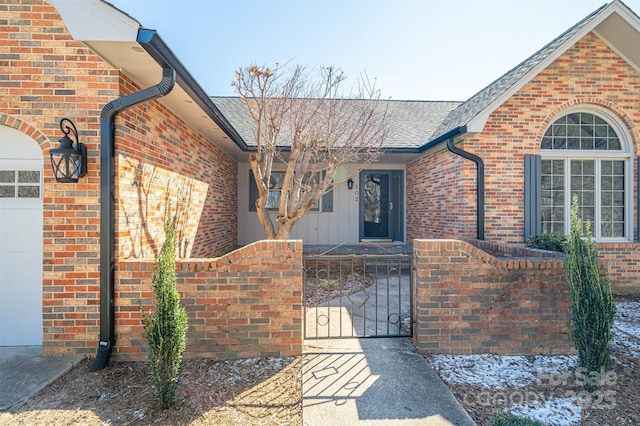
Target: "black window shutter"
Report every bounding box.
[321,170,333,212]
[249,171,258,212]
[524,154,542,241]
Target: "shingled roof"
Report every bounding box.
[211,97,461,150]
[432,2,609,139]
[213,1,634,153]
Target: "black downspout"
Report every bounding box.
[90,66,176,372]
[446,137,485,240]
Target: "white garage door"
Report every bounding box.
[0,125,43,346]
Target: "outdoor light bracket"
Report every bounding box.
[50,118,87,183]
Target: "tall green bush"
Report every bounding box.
[564,196,616,391]
[141,205,188,408]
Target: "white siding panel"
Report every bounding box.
[238,163,405,245]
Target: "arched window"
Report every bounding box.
[539,109,633,240]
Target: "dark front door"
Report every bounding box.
[360,170,403,241]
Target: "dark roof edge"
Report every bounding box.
[136,28,248,151]
[418,126,467,153]
[239,146,425,154]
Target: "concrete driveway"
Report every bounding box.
[0,346,82,410]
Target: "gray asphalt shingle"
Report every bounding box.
[212,96,460,150]
[212,2,612,151]
[433,3,607,138]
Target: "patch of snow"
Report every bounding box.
[132,408,146,420]
[508,397,582,426]
[612,301,640,360]
[429,301,638,425]
[429,354,577,389]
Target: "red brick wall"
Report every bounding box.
[413,239,574,355]
[115,75,238,260]
[597,243,640,295]
[408,32,640,293]
[406,146,477,242]
[0,0,118,355]
[115,240,303,361]
[1,0,240,356]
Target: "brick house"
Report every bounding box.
[0,0,638,360]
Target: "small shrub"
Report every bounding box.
[492,414,543,426]
[527,232,566,253]
[141,204,188,408]
[564,196,616,392]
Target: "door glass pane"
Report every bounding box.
[18,186,40,198]
[363,173,389,238]
[18,171,40,183]
[0,170,15,183]
[0,186,14,197]
[392,174,400,236]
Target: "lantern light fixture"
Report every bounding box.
[347,178,354,190]
[50,118,87,183]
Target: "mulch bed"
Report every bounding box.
[0,356,302,425]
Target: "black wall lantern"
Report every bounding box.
[347,178,354,190]
[50,118,87,183]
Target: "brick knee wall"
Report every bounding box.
[114,240,303,361]
[413,239,574,355]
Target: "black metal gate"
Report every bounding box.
[303,254,412,339]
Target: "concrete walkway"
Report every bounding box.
[303,338,476,426]
[2,341,475,425]
[0,346,83,410]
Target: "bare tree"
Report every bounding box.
[233,64,388,239]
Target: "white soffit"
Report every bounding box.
[50,0,243,158]
[50,0,139,42]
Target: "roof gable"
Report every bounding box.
[431,0,640,144]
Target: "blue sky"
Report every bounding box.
[108,0,640,101]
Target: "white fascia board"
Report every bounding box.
[466,2,627,134]
[51,0,140,42]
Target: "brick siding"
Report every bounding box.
[1,0,118,355]
[406,146,477,242]
[413,239,574,355]
[115,75,238,260]
[0,1,239,355]
[115,240,303,361]
[408,33,640,293]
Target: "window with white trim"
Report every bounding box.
[539,110,632,240]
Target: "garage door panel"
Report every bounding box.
[1,126,44,346]
[0,251,42,295]
[0,293,42,346]
[0,209,42,252]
